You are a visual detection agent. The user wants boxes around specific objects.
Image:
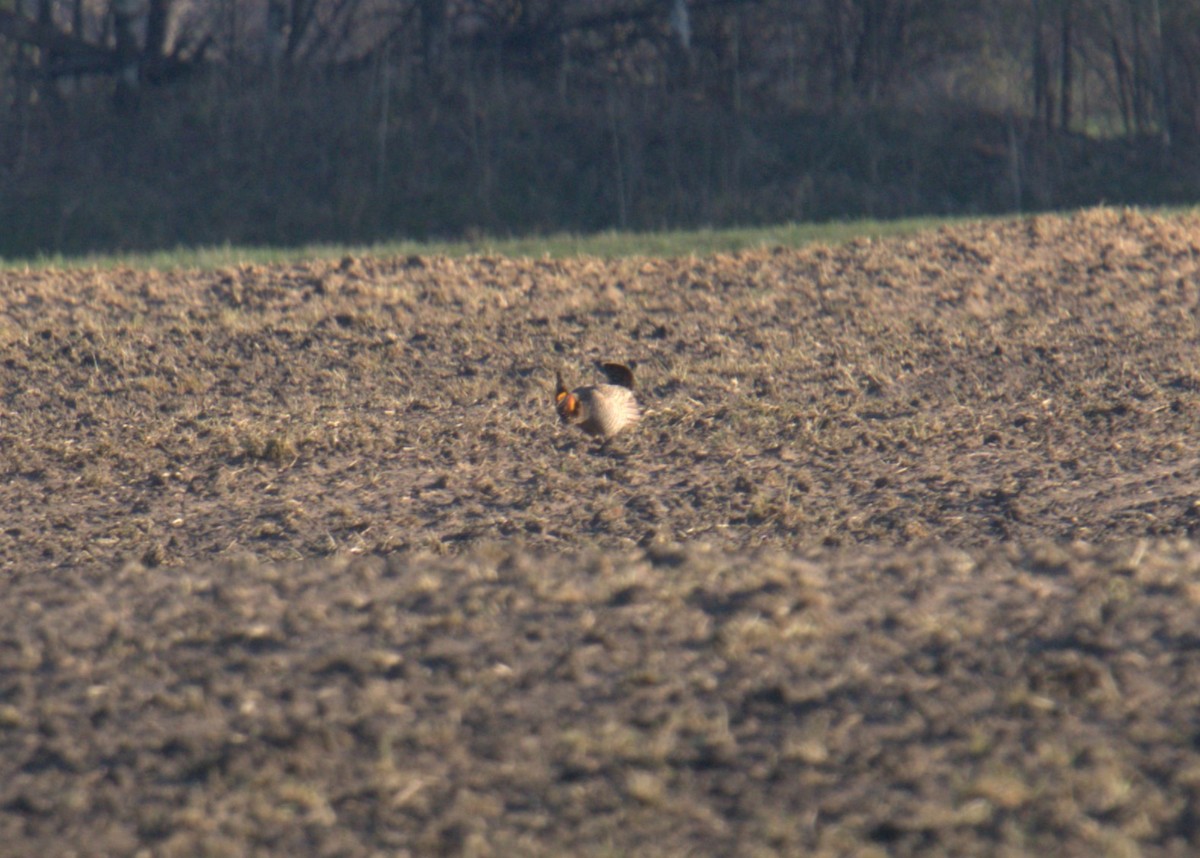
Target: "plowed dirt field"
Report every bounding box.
[4,208,1200,855]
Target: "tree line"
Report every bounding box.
[0,1,1196,254]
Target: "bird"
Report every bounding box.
[555,362,640,441]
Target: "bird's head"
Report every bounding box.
[555,373,579,423]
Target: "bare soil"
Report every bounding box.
[4,208,1200,855]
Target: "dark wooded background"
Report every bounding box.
[1,0,1195,256]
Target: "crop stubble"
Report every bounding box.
[4,208,1200,854]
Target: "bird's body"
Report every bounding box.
[556,363,640,440]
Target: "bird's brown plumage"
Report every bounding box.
[556,363,640,440]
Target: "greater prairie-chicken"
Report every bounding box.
[555,362,640,441]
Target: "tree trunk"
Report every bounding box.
[1128,0,1144,134]
[1059,0,1072,131]
[1105,1,1132,135]
[824,0,851,106]
[111,0,140,109]
[1031,0,1053,130]
[144,0,169,70]
[1149,0,1169,146]
[418,0,446,77]
[265,0,286,68]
